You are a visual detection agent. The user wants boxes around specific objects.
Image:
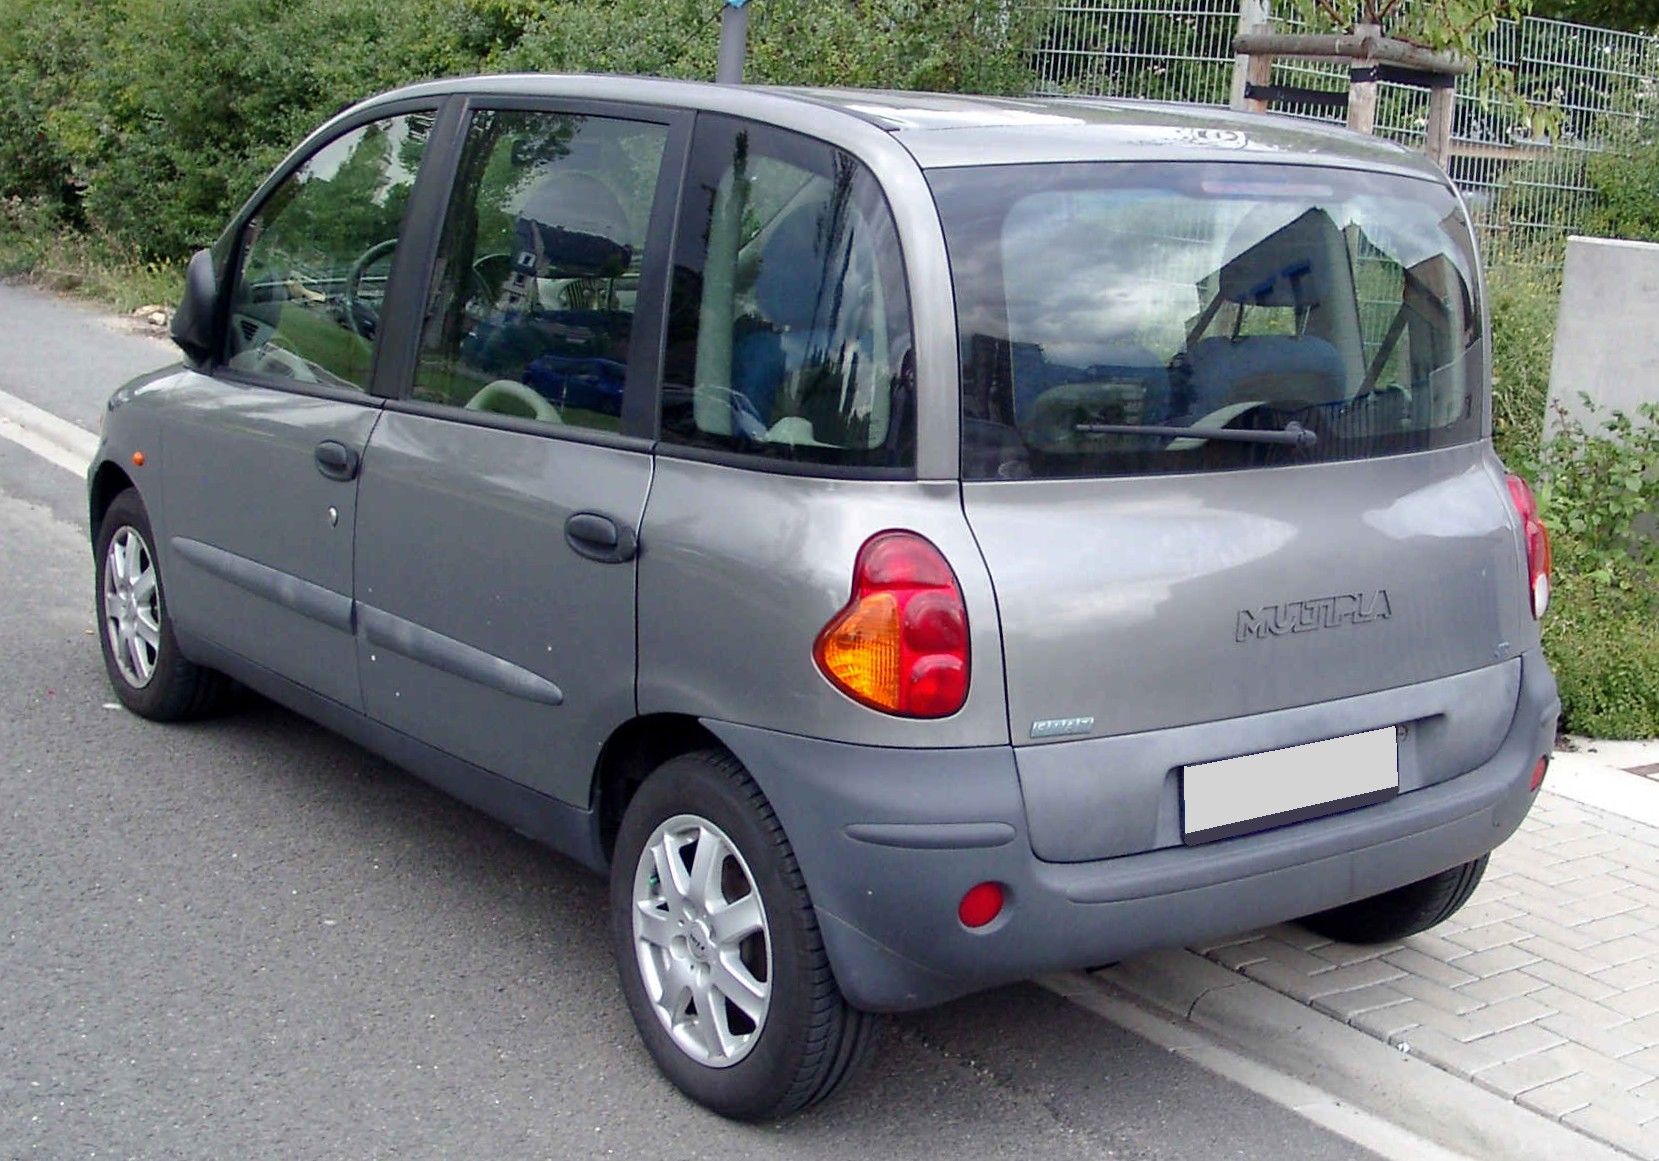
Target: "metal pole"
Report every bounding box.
[717,2,750,85]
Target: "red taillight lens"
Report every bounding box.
[813,531,970,718]
[958,882,1005,929]
[1505,473,1552,619]
[1531,756,1549,791]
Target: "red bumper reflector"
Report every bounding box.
[1530,757,1549,791]
[958,882,1005,929]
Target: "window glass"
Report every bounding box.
[224,113,433,390]
[661,117,915,469]
[929,162,1481,480]
[414,110,668,433]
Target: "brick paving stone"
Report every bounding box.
[1524,956,1621,1002]
[1309,984,1412,1022]
[1381,946,1478,988]
[1544,834,1625,860]
[1445,920,1533,954]
[1540,1042,1658,1090]
[1455,967,1551,1005]
[1510,909,1609,950]
[1299,959,1407,998]
[1246,937,1336,977]
[1401,930,1476,963]
[1563,1104,1659,1160]
[1236,958,1325,1002]
[1526,984,1644,1032]
[1451,898,1526,928]
[1551,869,1643,898]
[1517,1072,1607,1117]
[1305,938,1402,968]
[1469,1048,1581,1100]
[1447,944,1542,977]
[1575,911,1656,944]
[1611,864,1659,892]
[1255,923,1332,953]
[1536,1013,1653,1062]
[1451,995,1556,1041]
[1606,981,1659,1021]
[1401,1023,1566,1079]
[1207,939,1269,971]
[1596,958,1659,991]
[1519,934,1623,976]
[1591,934,1659,968]
[1349,1002,1421,1040]
[1390,973,1487,1016]
[1626,1046,1659,1076]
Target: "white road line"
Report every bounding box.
[0,388,97,477]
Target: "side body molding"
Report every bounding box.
[357,605,565,707]
[171,537,354,633]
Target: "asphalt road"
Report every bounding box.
[0,283,1380,1159]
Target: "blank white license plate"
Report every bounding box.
[1182,726,1398,844]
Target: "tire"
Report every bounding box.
[610,749,878,1120]
[95,489,230,721]
[1299,855,1489,944]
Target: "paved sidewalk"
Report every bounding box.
[1191,747,1659,1159]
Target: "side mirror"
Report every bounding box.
[171,248,219,367]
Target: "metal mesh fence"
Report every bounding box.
[1031,1,1659,259]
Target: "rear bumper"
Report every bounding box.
[707,650,1559,1012]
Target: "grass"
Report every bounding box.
[0,201,185,314]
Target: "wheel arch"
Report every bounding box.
[592,713,725,863]
[88,460,136,543]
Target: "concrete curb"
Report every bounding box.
[1089,949,1633,1161]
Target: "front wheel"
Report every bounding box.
[610,749,877,1120]
[1299,855,1489,944]
[95,489,229,721]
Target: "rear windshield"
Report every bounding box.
[928,162,1483,480]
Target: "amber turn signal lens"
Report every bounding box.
[813,531,970,718]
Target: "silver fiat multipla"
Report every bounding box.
[89,75,1559,1119]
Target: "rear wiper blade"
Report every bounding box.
[1074,420,1318,448]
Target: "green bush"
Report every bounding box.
[1535,401,1659,738]
[1486,263,1560,473]
[0,0,1048,262]
[1586,132,1659,243]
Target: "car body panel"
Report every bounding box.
[153,370,381,710]
[637,458,1009,748]
[354,410,653,806]
[962,441,1537,750]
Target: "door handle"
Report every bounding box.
[314,440,360,481]
[564,511,637,564]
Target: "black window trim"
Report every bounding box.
[211,95,455,404]
[375,93,694,447]
[654,111,920,481]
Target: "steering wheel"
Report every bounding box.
[464,379,563,423]
[344,238,400,340]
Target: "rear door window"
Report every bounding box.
[929,162,1482,480]
[659,115,916,471]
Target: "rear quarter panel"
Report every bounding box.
[637,460,1009,747]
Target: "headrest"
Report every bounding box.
[514,171,632,277]
[1216,209,1344,309]
[754,205,829,330]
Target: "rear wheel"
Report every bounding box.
[96,489,229,721]
[1299,855,1488,944]
[610,749,877,1120]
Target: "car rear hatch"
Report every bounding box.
[928,158,1537,853]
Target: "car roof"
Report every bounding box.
[363,74,1447,183]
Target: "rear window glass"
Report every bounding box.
[928,162,1483,480]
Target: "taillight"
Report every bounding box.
[1505,473,1552,619]
[813,531,970,717]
